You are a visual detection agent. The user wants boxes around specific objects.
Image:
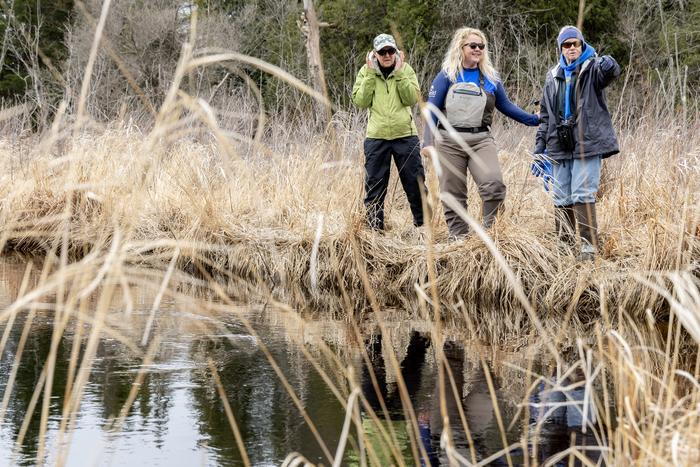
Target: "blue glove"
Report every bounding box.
[531,151,553,192]
[599,55,618,74]
[530,159,548,177]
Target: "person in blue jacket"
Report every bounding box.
[534,26,620,261]
[422,27,539,239]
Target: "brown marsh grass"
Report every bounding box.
[0,248,698,466]
[0,4,699,465]
[0,112,697,335]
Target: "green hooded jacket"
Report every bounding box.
[352,64,420,140]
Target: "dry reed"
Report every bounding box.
[0,112,697,341]
[0,7,699,465]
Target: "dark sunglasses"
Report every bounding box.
[465,42,485,50]
[376,48,396,56]
[561,40,581,49]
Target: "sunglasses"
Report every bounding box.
[561,40,582,49]
[376,48,396,56]
[464,42,485,50]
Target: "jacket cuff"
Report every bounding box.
[362,64,382,77]
[393,67,409,79]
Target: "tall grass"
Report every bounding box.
[0,109,697,334]
[0,248,698,465]
[0,4,698,465]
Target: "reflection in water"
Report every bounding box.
[350,332,435,466]
[188,335,345,466]
[353,333,605,466]
[528,377,602,466]
[0,313,346,466]
[0,257,607,466]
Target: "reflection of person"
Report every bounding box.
[352,33,428,234]
[429,341,469,461]
[431,343,505,463]
[534,368,598,429]
[422,27,539,239]
[361,332,430,413]
[533,26,620,261]
[354,332,435,466]
[528,371,602,466]
[417,410,438,467]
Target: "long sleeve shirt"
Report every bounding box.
[423,69,539,146]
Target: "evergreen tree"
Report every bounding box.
[317,0,439,103]
[0,0,74,100]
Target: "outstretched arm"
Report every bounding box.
[494,82,540,126]
[533,93,548,154]
[594,55,620,89]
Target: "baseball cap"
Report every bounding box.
[373,33,397,52]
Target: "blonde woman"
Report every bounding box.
[422,28,539,239]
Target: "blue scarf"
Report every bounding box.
[559,45,596,119]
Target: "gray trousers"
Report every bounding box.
[437,130,505,236]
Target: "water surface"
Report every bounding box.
[0,257,604,466]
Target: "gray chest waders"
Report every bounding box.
[440,75,504,234]
[445,78,488,129]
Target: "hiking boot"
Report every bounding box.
[482,199,503,229]
[554,204,576,247]
[577,243,596,261]
[573,202,598,261]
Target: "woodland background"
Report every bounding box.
[0,0,697,131]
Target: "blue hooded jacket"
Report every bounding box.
[534,47,621,160]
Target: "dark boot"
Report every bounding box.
[365,203,385,231]
[554,205,576,246]
[482,199,503,229]
[573,202,598,261]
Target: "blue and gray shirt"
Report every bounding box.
[423,68,539,146]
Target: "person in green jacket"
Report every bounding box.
[352,33,428,233]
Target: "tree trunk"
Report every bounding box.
[301,0,330,126]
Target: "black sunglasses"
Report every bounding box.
[465,42,485,50]
[561,40,581,49]
[376,48,396,56]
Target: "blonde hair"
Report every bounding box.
[442,28,499,84]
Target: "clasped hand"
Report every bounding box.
[531,153,553,191]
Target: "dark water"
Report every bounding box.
[0,258,605,466]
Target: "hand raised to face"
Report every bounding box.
[394,50,405,70]
[366,50,379,71]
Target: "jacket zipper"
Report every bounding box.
[384,76,390,134]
